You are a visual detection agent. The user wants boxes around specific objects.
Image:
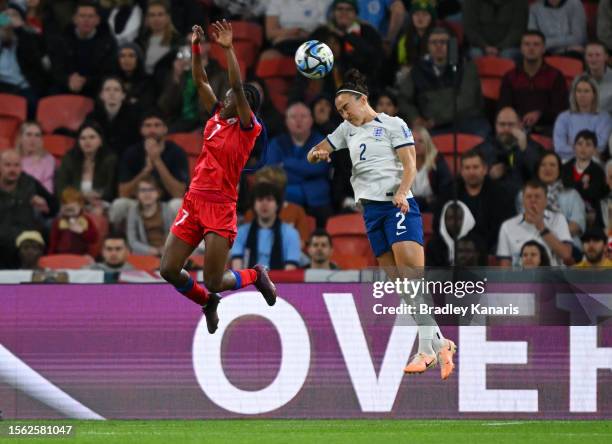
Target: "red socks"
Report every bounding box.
[176,276,209,306]
[231,269,257,289]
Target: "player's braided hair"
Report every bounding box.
[336,68,369,98]
[243,83,262,113]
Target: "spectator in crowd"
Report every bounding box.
[476,107,544,197]
[157,30,229,132]
[136,0,180,78]
[497,180,573,267]
[575,227,612,267]
[0,1,48,115]
[15,121,55,193]
[553,75,612,161]
[464,0,528,60]
[327,0,384,90]
[520,240,551,268]
[601,159,612,232]
[426,200,477,266]
[584,42,612,114]
[41,0,79,39]
[393,0,435,82]
[25,0,44,34]
[397,27,489,138]
[528,0,586,57]
[412,126,452,212]
[55,122,118,210]
[16,230,45,270]
[517,151,586,249]
[305,228,339,270]
[435,149,515,251]
[561,130,609,227]
[357,0,405,53]
[455,234,488,267]
[212,0,267,21]
[267,102,331,226]
[242,166,311,248]
[262,0,328,58]
[499,30,567,133]
[230,182,301,270]
[126,176,174,256]
[311,94,341,136]
[112,111,188,226]
[167,0,207,37]
[48,187,98,254]
[0,149,58,268]
[100,0,142,45]
[114,42,154,108]
[86,76,141,156]
[88,233,134,272]
[49,0,117,97]
[375,89,399,117]
[598,0,612,53]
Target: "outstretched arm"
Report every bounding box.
[191,25,217,114]
[211,20,251,127]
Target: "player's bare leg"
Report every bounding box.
[203,232,276,306]
[160,233,219,333]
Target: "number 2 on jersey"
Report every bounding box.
[359,143,367,161]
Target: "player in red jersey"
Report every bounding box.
[160,21,277,334]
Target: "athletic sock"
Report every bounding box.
[230,269,257,290]
[175,276,209,306]
[417,326,436,355]
[432,327,446,352]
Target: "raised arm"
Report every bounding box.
[191,25,217,114]
[307,138,333,163]
[211,20,251,127]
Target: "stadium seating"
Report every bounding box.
[255,57,296,114]
[544,56,583,86]
[326,213,366,236]
[36,95,94,134]
[331,253,369,270]
[475,57,515,101]
[326,214,376,267]
[443,153,460,175]
[422,212,434,245]
[530,134,553,150]
[305,216,316,238]
[584,1,598,40]
[0,116,21,145]
[127,255,161,271]
[0,136,12,149]
[43,134,75,159]
[431,133,484,154]
[209,21,263,79]
[0,93,27,122]
[39,254,94,269]
[87,213,109,259]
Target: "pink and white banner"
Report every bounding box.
[1,284,611,419]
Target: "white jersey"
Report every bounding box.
[327,113,415,202]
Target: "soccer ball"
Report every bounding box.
[295,40,334,80]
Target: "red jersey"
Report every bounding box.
[190,104,262,202]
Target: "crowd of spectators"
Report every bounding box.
[0,0,611,272]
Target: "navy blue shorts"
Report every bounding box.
[362,198,424,257]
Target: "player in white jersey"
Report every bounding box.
[307,70,457,379]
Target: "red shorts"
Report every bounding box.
[170,191,237,247]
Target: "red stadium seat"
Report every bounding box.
[127,254,161,271]
[326,213,366,236]
[431,133,484,154]
[443,153,459,175]
[0,93,27,122]
[43,134,75,158]
[422,212,434,245]
[87,213,109,259]
[209,42,249,79]
[530,134,553,150]
[584,1,598,40]
[39,254,94,269]
[474,56,515,78]
[36,95,94,134]
[167,131,202,157]
[331,236,377,265]
[0,116,21,144]
[544,56,583,86]
[330,253,369,270]
[0,136,12,149]
[480,78,502,100]
[231,21,263,48]
[305,215,316,238]
[255,57,296,114]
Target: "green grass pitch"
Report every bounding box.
[1,420,611,444]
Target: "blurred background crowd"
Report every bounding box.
[0,0,611,274]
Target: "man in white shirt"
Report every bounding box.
[497,180,573,266]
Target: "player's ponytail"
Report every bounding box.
[336,69,369,98]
